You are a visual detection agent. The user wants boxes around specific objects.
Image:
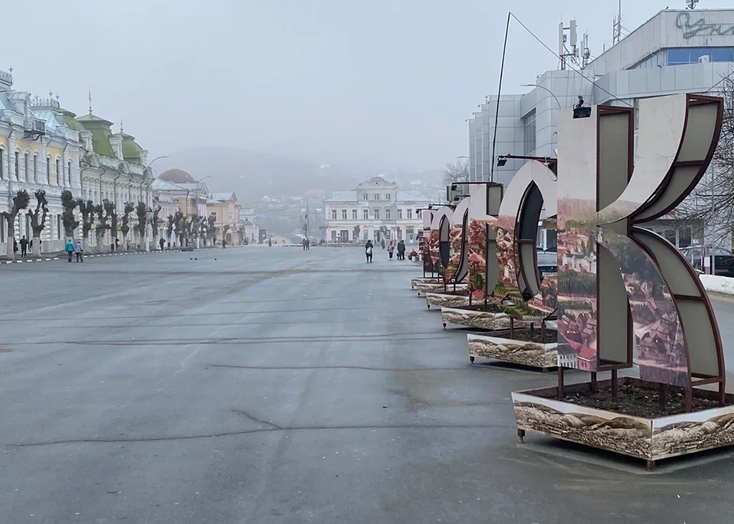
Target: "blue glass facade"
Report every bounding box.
[667,47,734,65]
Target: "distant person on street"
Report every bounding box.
[365,239,374,263]
[268,238,272,247]
[306,238,310,250]
[222,239,227,249]
[387,241,395,260]
[381,239,385,250]
[19,236,28,257]
[160,237,165,250]
[302,238,307,250]
[74,240,84,262]
[115,237,120,251]
[65,239,74,262]
[397,240,406,260]
[12,237,18,257]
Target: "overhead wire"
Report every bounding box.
[508,12,633,107]
[489,12,511,184]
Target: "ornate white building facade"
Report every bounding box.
[0,70,83,253]
[324,177,429,245]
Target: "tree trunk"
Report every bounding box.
[5,215,14,260]
[83,235,91,253]
[31,235,41,257]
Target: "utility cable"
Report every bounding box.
[508,12,632,107]
[489,12,511,184]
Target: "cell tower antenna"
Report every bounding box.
[613,0,622,45]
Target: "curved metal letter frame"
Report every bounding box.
[557,94,724,396]
[421,209,436,276]
[439,198,472,286]
[494,161,557,314]
[467,183,503,302]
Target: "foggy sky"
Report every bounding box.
[6,0,730,173]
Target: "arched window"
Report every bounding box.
[55,159,60,185]
[46,157,51,184]
[33,155,38,183]
[67,161,72,186]
[0,149,4,178]
[24,153,29,181]
[15,151,20,179]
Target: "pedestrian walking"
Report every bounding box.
[12,237,18,257]
[222,239,227,249]
[115,237,120,251]
[65,239,74,262]
[19,236,28,257]
[381,239,386,250]
[159,237,165,250]
[397,240,406,260]
[387,241,395,260]
[365,239,374,263]
[302,238,307,250]
[74,240,84,262]
[306,238,310,250]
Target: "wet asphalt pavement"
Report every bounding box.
[1,246,734,523]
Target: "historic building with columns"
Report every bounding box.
[0,70,83,253]
[324,176,428,245]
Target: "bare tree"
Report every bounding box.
[172,211,183,247]
[166,214,174,247]
[77,199,95,252]
[106,200,117,249]
[27,190,49,257]
[442,158,470,186]
[3,190,29,260]
[675,76,734,251]
[121,202,135,250]
[61,190,79,239]
[223,224,231,245]
[94,201,111,250]
[135,202,148,250]
[151,205,161,248]
[207,215,216,245]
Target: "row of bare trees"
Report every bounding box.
[0,189,163,260]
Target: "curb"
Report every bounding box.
[2,247,212,265]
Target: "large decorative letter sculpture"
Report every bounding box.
[557,94,724,399]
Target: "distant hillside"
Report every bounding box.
[155,147,366,202]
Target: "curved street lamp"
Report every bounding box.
[521,84,562,109]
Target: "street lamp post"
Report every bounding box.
[521,84,562,108]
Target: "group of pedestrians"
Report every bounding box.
[65,239,84,262]
[11,236,41,258]
[365,239,406,263]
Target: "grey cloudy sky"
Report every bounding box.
[5,0,731,172]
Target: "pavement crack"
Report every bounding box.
[231,409,283,430]
[10,424,513,448]
[210,364,469,372]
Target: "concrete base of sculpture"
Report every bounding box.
[416,282,468,296]
[441,306,510,331]
[468,332,557,370]
[411,277,440,289]
[425,291,470,309]
[513,377,734,470]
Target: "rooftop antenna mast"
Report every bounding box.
[558,19,578,70]
[613,0,622,45]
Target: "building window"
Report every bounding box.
[67,161,71,185]
[363,209,369,220]
[341,209,347,220]
[57,215,62,240]
[386,208,391,219]
[385,193,391,200]
[331,209,337,220]
[374,208,380,219]
[0,149,3,178]
[363,230,368,240]
[210,211,217,220]
[331,230,336,241]
[373,193,380,200]
[362,193,368,201]
[416,209,421,218]
[15,151,19,178]
[55,159,60,185]
[398,208,403,219]
[24,153,29,181]
[34,155,38,182]
[407,209,412,219]
[522,109,536,155]
[351,209,357,219]
[46,157,51,184]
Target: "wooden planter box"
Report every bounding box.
[513,377,734,469]
[425,291,470,309]
[441,306,511,331]
[467,331,557,370]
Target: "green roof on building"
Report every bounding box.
[120,132,143,163]
[61,109,86,132]
[76,112,115,158]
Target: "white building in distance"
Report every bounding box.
[324,176,429,245]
